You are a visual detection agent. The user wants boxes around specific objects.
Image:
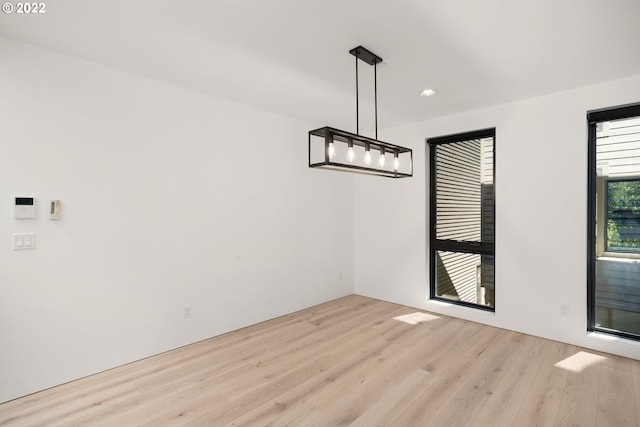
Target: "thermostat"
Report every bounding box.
[14,197,36,219]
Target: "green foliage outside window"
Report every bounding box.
[606,179,640,253]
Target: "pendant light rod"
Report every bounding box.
[374,61,378,139]
[355,54,359,134]
[349,46,383,138]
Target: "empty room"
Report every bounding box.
[2,0,640,426]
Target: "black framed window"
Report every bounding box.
[588,102,640,340]
[427,128,495,311]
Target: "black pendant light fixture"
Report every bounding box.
[308,46,413,178]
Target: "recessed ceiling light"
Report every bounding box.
[420,89,436,97]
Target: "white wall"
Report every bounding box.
[0,37,354,403]
[355,73,640,361]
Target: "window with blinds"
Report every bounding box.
[428,128,495,311]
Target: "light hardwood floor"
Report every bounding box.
[1,295,639,426]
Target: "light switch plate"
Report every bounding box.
[13,233,36,250]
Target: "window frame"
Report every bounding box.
[427,127,496,312]
[587,102,640,339]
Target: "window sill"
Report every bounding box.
[596,255,640,263]
[587,331,640,348]
[426,299,496,316]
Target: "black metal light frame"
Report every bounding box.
[308,46,413,178]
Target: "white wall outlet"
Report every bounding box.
[561,305,570,316]
[184,306,192,319]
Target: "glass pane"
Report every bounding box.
[435,251,495,308]
[595,258,640,335]
[435,137,494,242]
[606,179,640,253]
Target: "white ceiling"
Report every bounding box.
[2,0,640,131]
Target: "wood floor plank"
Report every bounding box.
[424,330,528,427]
[1,295,640,427]
[634,362,640,426]
[510,340,574,427]
[596,354,637,427]
[552,350,602,427]
[469,332,541,427]
[348,369,436,427]
[310,315,464,427]
[382,319,503,426]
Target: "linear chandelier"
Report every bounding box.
[308,46,413,178]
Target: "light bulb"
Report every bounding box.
[328,142,336,160]
[393,151,399,171]
[347,147,355,163]
[364,143,372,165]
[378,147,386,167]
[347,139,355,163]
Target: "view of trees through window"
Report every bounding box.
[606,179,640,253]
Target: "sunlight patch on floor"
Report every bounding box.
[393,312,440,325]
[554,351,608,373]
